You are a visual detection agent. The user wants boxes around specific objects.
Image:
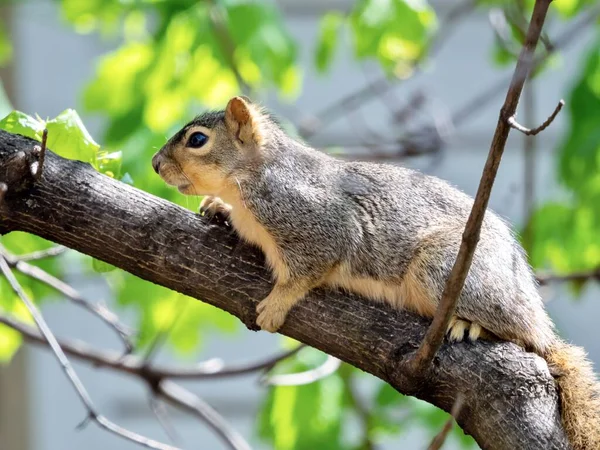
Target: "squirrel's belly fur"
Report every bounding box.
[324,263,437,317]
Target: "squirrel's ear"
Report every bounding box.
[225,96,264,147]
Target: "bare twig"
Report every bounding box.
[411,0,554,372]
[348,3,599,163]
[298,0,476,139]
[0,312,275,450]
[148,397,181,445]
[536,268,600,286]
[0,243,134,353]
[427,394,465,450]
[0,311,302,380]
[31,128,47,180]
[15,245,66,262]
[156,380,252,450]
[14,258,134,353]
[0,256,178,450]
[508,99,564,136]
[261,354,341,386]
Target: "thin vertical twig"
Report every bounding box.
[411,0,555,372]
[427,394,465,450]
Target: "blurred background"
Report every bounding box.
[0,0,599,449]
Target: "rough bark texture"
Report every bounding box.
[0,131,569,449]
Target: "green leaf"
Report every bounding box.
[315,13,345,73]
[374,382,406,408]
[59,0,125,34]
[350,0,437,73]
[0,21,13,67]
[528,36,600,282]
[553,0,596,18]
[258,355,345,450]
[110,271,238,354]
[96,150,123,179]
[45,109,100,166]
[0,278,35,363]
[0,111,44,140]
[91,258,117,273]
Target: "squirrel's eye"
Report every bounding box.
[187,132,208,149]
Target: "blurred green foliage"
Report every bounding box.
[527,37,600,280]
[0,0,597,449]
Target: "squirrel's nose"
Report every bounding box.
[152,153,162,174]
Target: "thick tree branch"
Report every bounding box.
[0,130,570,449]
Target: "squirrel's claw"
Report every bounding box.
[447,316,482,342]
[199,196,232,224]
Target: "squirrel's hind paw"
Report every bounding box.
[447,316,482,342]
[199,196,232,224]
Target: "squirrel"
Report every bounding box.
[152,96,600,449]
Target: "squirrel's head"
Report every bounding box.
[152,96,269,196]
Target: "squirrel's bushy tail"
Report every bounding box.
[544,341,600,450]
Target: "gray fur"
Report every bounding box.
[233,122,556,352]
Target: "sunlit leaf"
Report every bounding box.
[0,110,44,140]
[109,271,238,354]
[45,109,100,165]
[0,282,34,363]
[0,22,12,67]
[350,0,437,72]
[315,12,345,73]
[258,351,345,450]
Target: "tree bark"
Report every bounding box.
[0,130,569,449]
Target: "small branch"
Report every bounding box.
[346,372,377,450]
[508,99,564,136]
[156,380,252,450]
[536,268,600,286]
[0,244,134,353]
[15,245,66,262]
[0,312,266,450]
[31,128,47,180]
[0,256,178,450]
[15,259,134,353]
[298,0,475,139]
[261,354,341,386]
[411,0,554,373]
[148,397,181,445]
[0,311,302,381]
[427,394,465,450]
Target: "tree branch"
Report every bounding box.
[536,268,600,286]
[0,130,570,449]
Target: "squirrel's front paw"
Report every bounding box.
[199,196,232,224]
[256,298,287,333]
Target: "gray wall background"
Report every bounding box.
[0,1,598,449]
